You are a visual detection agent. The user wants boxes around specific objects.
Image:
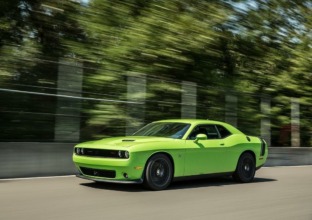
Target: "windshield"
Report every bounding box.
[132,122,191,139]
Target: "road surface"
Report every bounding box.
[0,166,311,220]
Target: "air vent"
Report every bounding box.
[80,167,116,178]
[122,139,135,142]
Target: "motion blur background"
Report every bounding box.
[0,0,311,148]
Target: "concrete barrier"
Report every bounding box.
[0,142,77,179]
[266,147,312,167]
[0,143,311,178]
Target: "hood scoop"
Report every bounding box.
[122,139,135,142]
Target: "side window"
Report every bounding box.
[188,126,207,140]
[216,125,232,138]
[205,125,219,139]
[188,125,220,140]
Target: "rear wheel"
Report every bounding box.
[233,152,256,183]
[143,154,173,190]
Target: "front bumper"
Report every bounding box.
[73,152,147,182]
[76,174,143,184]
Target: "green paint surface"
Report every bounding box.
[73,119,268,182]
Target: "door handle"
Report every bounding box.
[220,143,225,146]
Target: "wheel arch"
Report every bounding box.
[233,149,257,183]
[240,150,256,161]
[142,151,175,180]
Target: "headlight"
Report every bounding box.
[118,150,130,159]
[75,147,85,155]
[118,150,122,158]
[76,148,81,155]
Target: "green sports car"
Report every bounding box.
[73,119,268,190]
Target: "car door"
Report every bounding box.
[184,124,229,176]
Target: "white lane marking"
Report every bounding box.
[0,175,75,181]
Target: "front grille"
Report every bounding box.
[82,149,119,158]
[80,167,116,178]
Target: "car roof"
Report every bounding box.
[155,119,244,134]
[156,119,225,124]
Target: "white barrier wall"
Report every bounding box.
[54,59,83,142]
[126,75,146,135]
[261,97,271,146]
[225,94,238,127]
[181,81,197,119]
[291,98,300,147]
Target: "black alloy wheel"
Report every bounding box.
[233,152,256,183]
[143,154,173,190]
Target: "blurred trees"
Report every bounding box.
[0,0,311,144]
[0,0,84,140]
[231,0,312,144]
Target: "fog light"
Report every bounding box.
[123,173,128,179]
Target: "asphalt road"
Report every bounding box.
[1,166,311,220]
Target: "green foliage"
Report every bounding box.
[0,0,311,145]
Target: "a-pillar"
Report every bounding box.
[181,81,197,119]
[291,97,300,147]
[54,59,83,142]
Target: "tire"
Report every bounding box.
[233,152,256,183]
[143,154,173,190]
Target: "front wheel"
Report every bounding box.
[233,152,256,183]
[143,154,173,190]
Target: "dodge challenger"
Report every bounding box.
[73,119,268,190]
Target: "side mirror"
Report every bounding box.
[194,134,207,143]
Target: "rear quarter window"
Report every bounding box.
[216,125,232,138]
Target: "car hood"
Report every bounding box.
[75,136,175,149]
